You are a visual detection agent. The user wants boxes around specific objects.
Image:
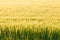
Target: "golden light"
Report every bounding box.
[0,0,60,7]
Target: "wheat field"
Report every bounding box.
[0,6,60,40]
[0,0,60,40]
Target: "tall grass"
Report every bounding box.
[0,25,60,40]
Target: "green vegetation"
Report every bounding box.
[0,24,60,40]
